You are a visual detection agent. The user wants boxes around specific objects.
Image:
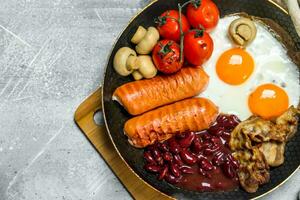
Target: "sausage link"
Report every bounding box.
[113,67,209,115]
[124,98,218,148]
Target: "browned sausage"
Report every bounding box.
[124,97,219,148]
[112,67,209,115]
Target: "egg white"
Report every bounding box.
[198,16,300,120]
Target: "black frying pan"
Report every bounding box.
[102,0,300,199]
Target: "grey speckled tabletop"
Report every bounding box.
[0,0,299,199]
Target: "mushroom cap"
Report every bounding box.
[135,27,159,54]
[113,47,137,76]
[136,55,157,78]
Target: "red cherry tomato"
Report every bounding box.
[186,0,220,31]
[184,29,213,66]
[152,40,183,74]
[155,10,190,42]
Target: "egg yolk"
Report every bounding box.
[248,83,289,119]
[216,48,254,85]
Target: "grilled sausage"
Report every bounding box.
[112,67,209,115]
[124,98,218,148]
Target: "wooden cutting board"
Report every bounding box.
[74,87,174,200]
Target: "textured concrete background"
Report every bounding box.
[0,0,299,199]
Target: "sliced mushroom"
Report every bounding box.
[113,47,137,76]
[228,17,257,48]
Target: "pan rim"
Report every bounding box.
[101,0,298,199]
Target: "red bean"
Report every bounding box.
[202,133,212,141]
[173,154,184,166]
[199,158,214,171]
[152,148,161,159]
[159,143,169,152]
[169,163,181,177]
[180,149,197,165]
[144,164,161,173]
[191,136,202,154]
[210,136,221,145]
[162,152,173,162]
[209,125,225,136]
[202,141,213,150]
[165,173,180,184]
[178,132,195,148]
[203,145,221,156]
[168,138,181,154]
[197,182,214,190]
[227,154,239,169]
[143,151,156,164]
[180,166,195,174]
[212,150,225,166]
[196,153,206,161]
[158,165,168,180]
[222,161,235,178]
[152,149,163,165]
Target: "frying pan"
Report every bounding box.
[101,0,300,199]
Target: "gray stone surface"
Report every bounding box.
[0,0,299,200]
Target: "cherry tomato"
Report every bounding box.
[155,10,190,42]
[184,29,213,66]
[186,0,219,31]
[152,40,183,74]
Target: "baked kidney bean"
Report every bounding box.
[180,149,198,165]
[179,165,195,174]
[144,164,161,173]
[178,132,195,148]
[143,151,156,164]
[168,137,181,154]
[158,165,168,180]
[169,162,181,177]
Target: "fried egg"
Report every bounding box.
[199,16,300,120]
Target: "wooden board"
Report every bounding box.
[74,87,174,200]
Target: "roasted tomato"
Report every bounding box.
[186,0,219,31]
[152,40,183,74]
[184,29,213,66]
[155,10,190,42]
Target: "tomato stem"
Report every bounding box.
[178,3,184,63]
[178,0,201,63]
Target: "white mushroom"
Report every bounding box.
[135,55,157,79]
[132,70,143,80]
[133,26,160,54]
[228,17,257,48]
[113,47,137,76]
[113,47,157,80]
[131,26,147,44]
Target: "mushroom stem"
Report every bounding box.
[132,70,143,80]
[126,55,139,71]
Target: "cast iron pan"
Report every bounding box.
[102,0,300,199]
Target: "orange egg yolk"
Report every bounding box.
[216,48,254,85]
[248,83,289,119]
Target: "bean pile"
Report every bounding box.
[143,114,241,191]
